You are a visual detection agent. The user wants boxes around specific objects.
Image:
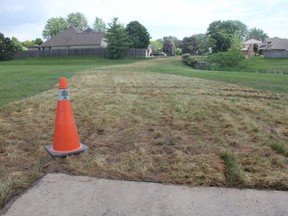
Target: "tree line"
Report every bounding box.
[42,14,269,58]
[42,12,106,39]
[153,20,268,56]
[0,12,151,60]
[1,11,269,60]
[42,12,150,59]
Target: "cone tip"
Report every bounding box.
[59,77,68,89]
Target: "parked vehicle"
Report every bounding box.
[151,51,167,56]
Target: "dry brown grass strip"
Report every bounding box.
[0,60,288,209]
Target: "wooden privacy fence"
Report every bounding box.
[14,48,146,59]
[263,50,288,59]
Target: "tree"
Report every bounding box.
[22,40,34,47]
[229,34,242,50]
[246,27,268,41]
[93,17,106,32]
[163,39,175,56]
[34,38,43,45]
[11,37,24,51]
[194,34,216,55]
[181,34,215,55]
[22,38,43,47]
[182,36,197,54]
[173,39,183,50]
[207,34,244,70]
[0,33,16,61]
[161,36,182,49]
[67,12,89,31]
[126,21,150,48]
[162,36,178,42]
[211,31,231,52]
[150,40,163,52]
[207,20,248,52]
[175,48,182,56]
[42,17,68,39]
[106,17,129,59]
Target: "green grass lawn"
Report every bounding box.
[243,58,288,74]
[0,56,147,107]
[1,56,288,107]
[146,57,288,93]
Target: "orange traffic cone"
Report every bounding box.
[45,77,89,157]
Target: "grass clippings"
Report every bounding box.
[0,58,288,210]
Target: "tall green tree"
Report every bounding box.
[11,37,24,51]
[22,40,34,47]
[194,34,216,55]
[229,34,243,50]
[106,17,129,59]
[67,12,89,30]
[34,38,43,45]
[163,39,176,56]
[246,27,268,41]
[0,33,16,61]
[162,36,178,42]
[182,36,197,54]
[42,17,68,39]
[161,36,182,50]
[207,34,244,70]
[182,34,215,55]
[126,21,150,48]
[93,17,106,32]
[207,20,248,52]
[22,38,43,47]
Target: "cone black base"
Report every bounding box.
[45,143,89,157]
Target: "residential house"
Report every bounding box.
[28,45,40,51]
[39,27,107,50]
[259,37,288,58]
[241,39,262,58]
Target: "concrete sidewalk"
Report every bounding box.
[2,173,288,216]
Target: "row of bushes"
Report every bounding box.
[182,49,245,71]
[181,54,199,67]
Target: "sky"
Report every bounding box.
[1,0,288,41]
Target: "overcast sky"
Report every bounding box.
[1,0,287,41]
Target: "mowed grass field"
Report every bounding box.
[0,57,146,107]
[0,57,288,209]
[146,57,288,93]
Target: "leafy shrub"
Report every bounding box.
[175,48,182,56]
[207,49,245,70]
[0,33,16,61]
[182,54,199,67]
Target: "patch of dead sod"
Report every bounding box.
[0,61,288,209]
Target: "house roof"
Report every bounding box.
[243,39,262,45]
[259,37,288,50]
[41,27,105,47]
[84,28,96,33]
[241,39,261,51]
